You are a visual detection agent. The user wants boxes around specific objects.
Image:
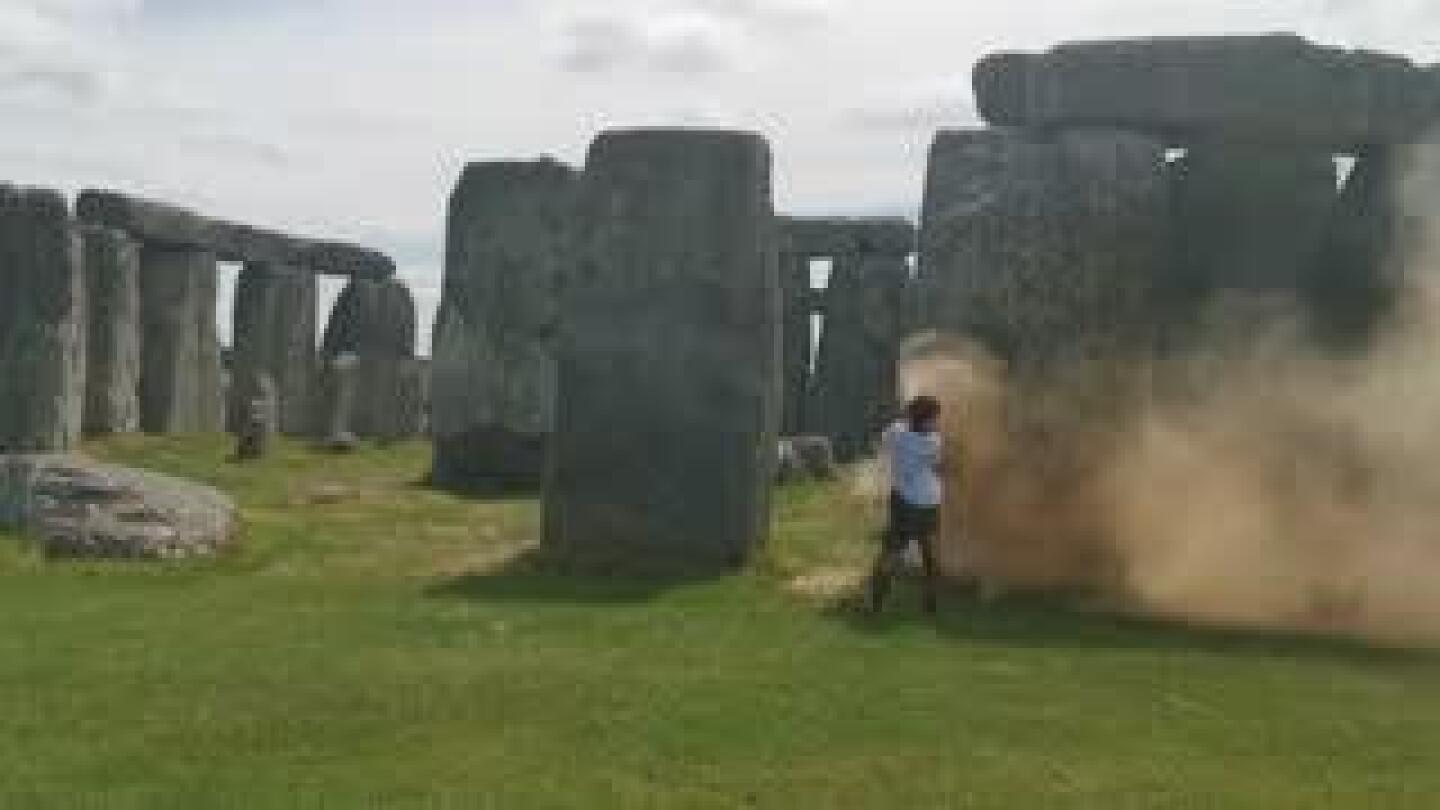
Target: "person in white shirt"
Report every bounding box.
[868,395,944,615]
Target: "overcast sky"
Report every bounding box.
[3,0,1438,348]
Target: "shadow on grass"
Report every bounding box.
[427,547,728,606]
[417,472,544,504]
[824,581,1438,666]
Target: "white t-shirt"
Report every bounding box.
[884,421,943,507]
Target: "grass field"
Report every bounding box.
[0,436,1436,808]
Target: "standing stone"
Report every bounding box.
[231,370,276,461]
[82,226,141,436]
[778,246,813,437]
[545,129,780,571]
[321,277,418,441]
[231,262,317,436]
[811,234,912,462]
[809,220,914,461]
[0,185,85,453]
[139,246,223,434]
[1309,147,1407,344]
[918,127,1170,376]
[316,353,360,452]
[430,160,576,491]
[194,265,224,432]
[1169,141,1337,339]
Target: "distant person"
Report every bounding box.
[868,395,944,615]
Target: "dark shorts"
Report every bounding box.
[884,491,939,552]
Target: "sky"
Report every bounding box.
[3,0,1439,349]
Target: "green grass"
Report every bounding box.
[0,436,1435,808]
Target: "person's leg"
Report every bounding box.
[868,493,907,613]
[918,530,939,615]
[867,546,899,613]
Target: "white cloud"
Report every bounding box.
[555,0,834,75]
[0,0,137,103]
[558,7,752,75]
[689,0,836,28]
[842,76,979,132]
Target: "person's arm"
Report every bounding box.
[931,436,950,477]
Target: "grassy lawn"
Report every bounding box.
[0,436,1435,808]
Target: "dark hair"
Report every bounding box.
[907,396,941,432]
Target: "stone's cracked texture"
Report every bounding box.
[919,128,1170,374]
[0,454,236,560]
[321,277,420,440]
[1168,141,1337,336]
[975,34,1440,150]
[231,262,318,436]
[76,189,395,279]
[0,184,85,453]
[138,246,225,434]
[431,159,577,491]
[810,249,911,462]
[545,128,780,571]
[82,226,142,436]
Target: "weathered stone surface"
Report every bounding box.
[431,159,576,491]
[776,436,837,483]
[777,216,915,445]
[0,185,85,453]
[296,241,396,281]
[139,246,224,434]
[76,190,218,251]
[82,227,142,436]
[810,250,911,461]
[918,128,1170,373]
[231,262,317,436]
[975,35,1440,150]
[0,454,236,560]
[545,129,780,571]
[1310,139,1440,343]
[783,217,916,257]
[778,249,814,436]
[1168,142,1337,338]
[321,277,419,440]
[316,353,360,452]
[231,370,277,461]
[1313,151,1401,335]
[76,190,395,279]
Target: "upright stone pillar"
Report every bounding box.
[1309,147,1404,344]
[321,277,418,441]
[231,369,277,461]
[82,226,141,436]
[1170,141,1336,340]
[139,246,223,434]
[778,246,813,437]
[918,127,1170,376]
[0,185,85,452]
[810,225,913,462]
[430,160,576,492]
[544,128,780,571]
[317,353,360,451]
[231,262,318,436]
